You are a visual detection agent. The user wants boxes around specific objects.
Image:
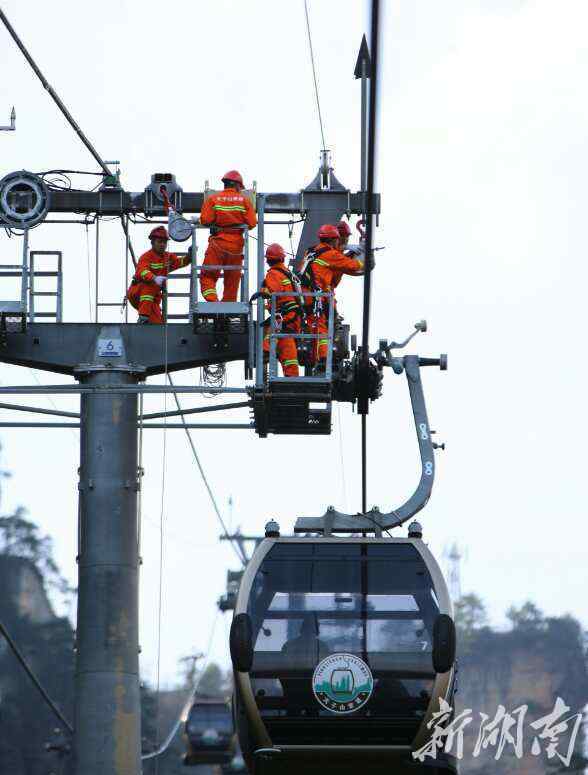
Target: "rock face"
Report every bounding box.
[453,624,588,774]
[0,555,54,624]
[0,555,75,775]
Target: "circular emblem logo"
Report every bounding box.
[312,653,373,714]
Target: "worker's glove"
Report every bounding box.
[345,244,364,257]
[367,252,376,271]
[154,275,166,288]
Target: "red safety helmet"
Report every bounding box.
[265,243,286,263]
[222,170,245,189]
[318,223,339,241]
[337,220,352,237]
[149,226,169,241]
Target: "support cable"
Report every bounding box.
[359,0,382,511]
[142,609,220,761]
[303,0,327,151]
[167,373,247,568]
[0,619,73,734]
[0,8,111,177]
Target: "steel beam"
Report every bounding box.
[0,323,247,375]
[0,385,249,395]
[141,400,250,420]
[46,189,379,216]
[0,401,79,418]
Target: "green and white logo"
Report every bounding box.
[312,653,374,714]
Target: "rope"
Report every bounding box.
[336,403,348,511]
[249,232,295,258]
[167,373,247,567]
[303,0,327,150]
[153,302,170,775]
[0,619,73,734]
[85,222,92,320]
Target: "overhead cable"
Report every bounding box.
[142,609,220,761]
[167,374,247,567]
[360,0,382,513]
[0,619,73,734]
[0,8,112,177]
[303,0,327,150]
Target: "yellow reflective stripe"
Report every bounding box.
[202,289,217,297]
[150,262,165,269]
[213,205,246,212]
[314,258,329,267]
[140,269,151,278]
[140,295,155,301]
[318,339,329,345]
[283,359,299,366]
[280,279,291,285]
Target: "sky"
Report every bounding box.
[0,0,587,688]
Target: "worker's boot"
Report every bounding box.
[138,315,150,325]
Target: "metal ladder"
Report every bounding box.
[0,231,63,331]
[28,250,63,322]
[161,251,193,322]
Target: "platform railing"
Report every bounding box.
[266,290,335,382]
[190,223,250,315]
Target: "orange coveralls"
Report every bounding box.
[127,249,190,323]
[261,262,301,377]
[303,243,363,361]
[200,190,257,302]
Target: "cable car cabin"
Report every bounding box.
[221,743,248,773]
[183,697,235,766]
[230,537,457,775]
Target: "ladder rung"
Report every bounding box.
[166,314,190,319]
[32,292,57,297]
[31,271,59,277]
[0,264,24,269]
[33,312,57,318]
[96,303,122,307]
[166,293,191,298]
[0,272,23,277]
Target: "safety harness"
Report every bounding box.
[267,265,304,324]
[298,244,331,316]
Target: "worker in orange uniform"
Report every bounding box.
[127,226,191,324]
[200,170,257,302]
[301,223,364,373]
[261,243,302,377]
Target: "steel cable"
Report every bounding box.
[303,0,327,151]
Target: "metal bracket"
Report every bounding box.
[294,354,445,533]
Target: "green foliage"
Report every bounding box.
[506,600,547,632]
[0,508,74,598]
[197,662,224,696]
[454,593,489,654]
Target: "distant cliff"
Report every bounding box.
[454,598,588,774]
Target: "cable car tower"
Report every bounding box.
[0,3,448,774]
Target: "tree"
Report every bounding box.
[0,509,75,601]
[454,593,488,635]
[506,601,546,632]
[197,663,224,697]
